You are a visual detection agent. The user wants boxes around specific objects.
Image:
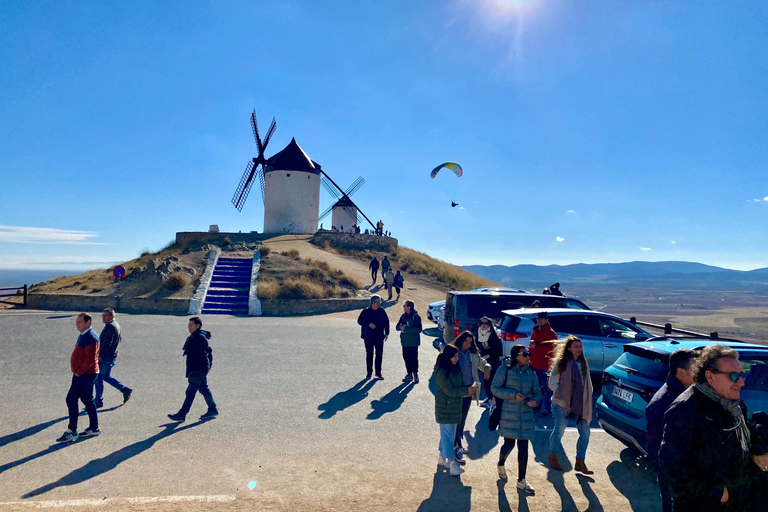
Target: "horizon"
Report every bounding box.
[3,1,768,272]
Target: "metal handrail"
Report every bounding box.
[0,284,27,307]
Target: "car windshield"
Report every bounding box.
[597,317,645,340]
[742,356,768,391]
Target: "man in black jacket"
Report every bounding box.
[645,348,698,512]
[659,344,752,511]
[95,309,132,408]
[357,295,389,380]
[168,317,217,422]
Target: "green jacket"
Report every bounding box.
[397,311,422,347]
[435,367,471,424]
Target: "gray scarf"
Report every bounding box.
[696,382,750,458]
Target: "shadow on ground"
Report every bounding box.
[607,448,660,512]
[317,379,378,419]
[463,408,499,460]
[417,468,472,512]
[367,382,414,420]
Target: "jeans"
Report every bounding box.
[402,346,419,375]
[439,424,457,461]
[364,339,384,376]
[499,438,529,481]
[534,369,552,413]
[66,373,98,431]
[95,358,127,403]
[454,396,472,448]
[177,375,217,416]
[549,403,590,459]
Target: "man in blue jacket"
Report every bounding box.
[357,295,389,380]
[168,317,217,422]
[95,309,132,408]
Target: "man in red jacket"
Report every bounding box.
[529,311,558,417]
[57,313,101,443]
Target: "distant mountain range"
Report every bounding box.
[462,261,768,289]
[0,269,80,288]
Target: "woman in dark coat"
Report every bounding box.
[476,316,503,408]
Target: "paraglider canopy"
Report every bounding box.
[430,162,463,179]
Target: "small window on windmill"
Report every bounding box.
[287,173,290,177]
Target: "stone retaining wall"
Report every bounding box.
[175,232,272,247]
[261,297,369,316]
[311,231,398,253]
[27,294,189,315]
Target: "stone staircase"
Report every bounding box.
[201,257,252,315]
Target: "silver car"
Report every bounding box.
[427,300,445,325]
[497,308,653,375]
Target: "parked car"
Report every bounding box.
[427,300,445,324]
[436,305,445,330]
[596,337,768,455]
[471,287,529,293]
[497,308,653,374]
[442,291,589,346]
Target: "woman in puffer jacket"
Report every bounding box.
[435,344,480,477]
[491,344,541,494]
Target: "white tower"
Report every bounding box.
[331,196,358,232]
[263,138,321,234]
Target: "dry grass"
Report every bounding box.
[257,252,361,299]
[164,272,190,291]
[259,245,271,256]
[281,249,301,260]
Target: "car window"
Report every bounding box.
[563,298,589,310]
[466,297,529,319]
[612,352,668,382]
[596,318,643,341]
[548,314,600,337]
[742,357,768,391]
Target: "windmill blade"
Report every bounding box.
[262,117,276,152]
[342,206,358,223]
[257,165,266,204]
[321,176,341,199]
[346,197,376,231]
[232,160,257,212]
[250,110,263,155]
[356,212,365,226]
[346,177,366,197]
[344,176,363,196]
[318,204,334,222]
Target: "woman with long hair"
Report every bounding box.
[450,331,491,460]
[435,344,479,476]
[476,316,503,408]
[491,344,541,493]
[548,335,594,474]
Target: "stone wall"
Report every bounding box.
[311,231,398,253]
[260,297,370,316]
[175,232,272,247]
[27,294,189,314]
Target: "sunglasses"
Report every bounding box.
[521,352,530,357]
[480,322,490,326]
[711,370,746,382]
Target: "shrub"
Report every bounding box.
[139,248,152,258]
[164,271,190,291]
[257,279,279,299]
[222,236,232,247]
[282,249,301,260]
[79,284,89,290]
[259,246,271,256]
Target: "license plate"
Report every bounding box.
[612,387,634,403]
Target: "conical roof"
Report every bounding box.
[333,196,356,208]
[264,138,321,175]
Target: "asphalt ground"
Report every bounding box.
[0,311,661,511]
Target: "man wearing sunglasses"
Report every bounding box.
[659,344,752,511]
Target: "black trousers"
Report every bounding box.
[364,339,384,376]
[483,361,500,401]
[402,346,419,375]
[66,373,98,431]
[499,438,529,481]
[371,269,378,282]
[455,396,472,447]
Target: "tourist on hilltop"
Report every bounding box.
[659,345,752,511]
[449,331,491,462]
[645,348,698,512]
[397,300,423,384]
[491,344,540,493]
[376,220,384,236]
[95,308,132,409]
[369,256,380,285]
[383,268,395,300]
[357,295,389,380]
[393,270,404,299]
[476,316,503,409]
[435,344,480,477]
[549,282,563,296]
[57,313,100,443]
[529,311,558,417]
[548,335,593,474]
[168,317,217,422]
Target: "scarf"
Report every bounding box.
[568,359,585,421]
[696,382,751,458]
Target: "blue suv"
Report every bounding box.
[596,337,768,455]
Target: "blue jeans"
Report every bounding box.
[549,403,590,459]
[534,369,552,413]
[439,424,457,461]
[95,358,127,403]
[178,375,217,416]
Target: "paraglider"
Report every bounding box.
[430,162,463,179]
[451,201,459,208]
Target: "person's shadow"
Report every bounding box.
[463,408,499,460]
[606,448,660,512]
[318,379,377,419]
[367,382,414,420]
[547,467,579,512]
[577,474,604,511]
[417,468,472,512]
[22,420,211,498]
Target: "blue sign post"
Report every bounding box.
[113,266,126,310]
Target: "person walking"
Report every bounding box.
[491,344,541,493]
[94,308,132,408]
[381,256,391,274]
[450,331,491,461]
[476,316,503,409]
[393,270,404,299]
[529,311,558,417]
[168,317,217,422]
[369,256,380,285]
[357,295,389,380]
[435,344,480,477]
[547,335,593,474]
[645,348,698,512]
[383,268,395,300]
[397,300,422,383]
[56,313,101,443]
[659,344,753,511]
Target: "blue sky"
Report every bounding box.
[2,0,767,271]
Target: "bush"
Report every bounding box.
[259,246,271,256]
[282,249,301,260]
[139,248,152,258]
[164,271,190,291]
[222,236,232,247]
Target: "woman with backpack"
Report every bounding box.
[435,344,480,476]
[476,316,503,408]
[491,344,540,493]
[450,331,491,461]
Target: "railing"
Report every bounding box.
[629,316,722,340]
[0,285,27,307]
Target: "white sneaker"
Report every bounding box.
[516,479,535,494]
[497,464,507,480]
[449,460,465,476]
[457,446,469,455]
[438,454,450,468]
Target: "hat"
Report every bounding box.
[536,311,549,319]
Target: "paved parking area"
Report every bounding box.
[0,311,661,511]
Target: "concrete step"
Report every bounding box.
[206,289,249,297]
[204,297,248,306]
[201,309,249,315]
